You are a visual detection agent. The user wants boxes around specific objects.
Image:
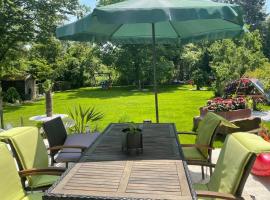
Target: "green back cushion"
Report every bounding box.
[208,132,270,195]
[0,127,48,185]
[0,142,25,200]
[196,112,237,158]
[196,113,221,157]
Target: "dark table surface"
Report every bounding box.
[43,123,196,200]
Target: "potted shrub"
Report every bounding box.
[122,123,143,153]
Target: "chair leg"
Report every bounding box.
[65,162,68,168]
[201,166,205,180]
[210,165,213,176]
[50,155,55,166]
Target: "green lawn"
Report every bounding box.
[3,85,270,145]
[3,85,214,144]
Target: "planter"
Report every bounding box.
[122,128,143,154]
[251,153,270,176]
[200,107,251,121]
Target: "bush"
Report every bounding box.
[4,87,21,103]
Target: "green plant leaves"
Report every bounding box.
[68,104,104,134]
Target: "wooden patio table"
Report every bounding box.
[43,123,196,200]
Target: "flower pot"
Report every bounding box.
[122,128,143,154]
[200,107,251,121]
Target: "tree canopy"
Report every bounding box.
[0,0,81,64]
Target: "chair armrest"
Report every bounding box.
[196,190,240,200]
[47,145,87,151]
[177,131,197,135]
[182,144,214,150]
[186,160,216,168]
[19,167,66,177]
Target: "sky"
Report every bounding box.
[79,0,270,14]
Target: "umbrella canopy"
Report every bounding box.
[56,0,244,122]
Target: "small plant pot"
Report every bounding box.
[122,128,143,154]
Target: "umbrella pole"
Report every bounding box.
[152,23,159,123]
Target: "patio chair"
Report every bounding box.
[0,142,43,200]
[0,127,65,190]
[42,117,100,166]
[194,132,270,199]
[178,112,238,179]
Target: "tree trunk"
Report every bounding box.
[0,83,4,129]
[45,90,53,117]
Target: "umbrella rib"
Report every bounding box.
[109,24,123,39]
[169,21,181,42]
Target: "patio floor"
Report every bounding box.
[188,149,270,200]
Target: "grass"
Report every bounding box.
[3,85,214,144]
[3,85,270,145]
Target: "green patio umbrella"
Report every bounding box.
[56,0,244,123]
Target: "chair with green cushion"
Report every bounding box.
[0,142,43,200]
[0,127,65,191]
[178,112,238,178]
[194,132,270,199]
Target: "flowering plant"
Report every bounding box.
[206,97,246,112]
[258,124,270,142]
[224,78,259,96]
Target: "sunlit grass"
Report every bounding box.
[4,85,214,144]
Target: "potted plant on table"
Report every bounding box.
[122,123,143,154]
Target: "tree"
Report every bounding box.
[181,44,210,90]
[209,30,267,96]
[216,0,267,29]
[56,43,99,88]
[98,0,124,6]
[0,0,82,127]
[262,17,270,59]
[0,0,81,64]
[245,62,270,90]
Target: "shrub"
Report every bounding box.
[3,87,21,103]
[68,105,104,134]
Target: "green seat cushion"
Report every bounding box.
[182,147,207,161]
[0,142,26,200]
[194,183,209,191]
[30,175,59,189]
[21,193,43,200]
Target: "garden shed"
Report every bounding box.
[2,74,36,100]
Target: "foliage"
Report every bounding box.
[122,123,142,134]
[224,78,263,97]
[206,97,246,112]
[245,62,270,90]
[98,0,124,6]
[258,123,270,142]
[42,80,53,92]
[181,44,210,90]
[208,30,267,96]
[0,0,81,64]
[56,43,99,88]
[215,0,267,30]
[68,105,104,134]
[3,87,21,103]
[262,18,270,60]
